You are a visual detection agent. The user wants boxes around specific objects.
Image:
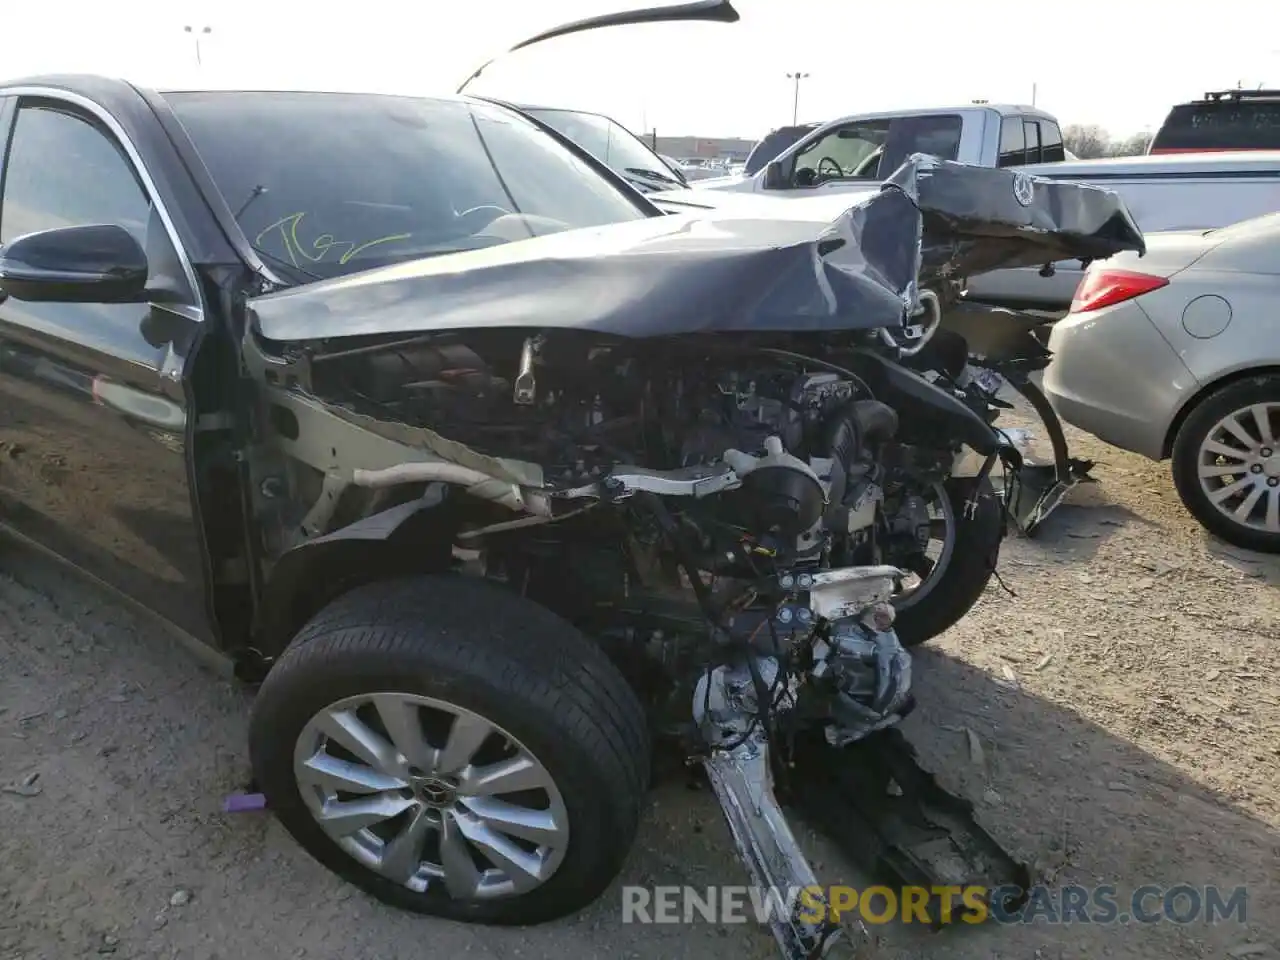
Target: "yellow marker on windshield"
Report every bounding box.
[255,212,410,267]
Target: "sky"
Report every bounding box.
[4,1,1278,140]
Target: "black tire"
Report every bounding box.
[248,575,650,925]
[893,476,1003,647]
[1171,375,1280,554]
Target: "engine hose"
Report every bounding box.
[850,399,900,445]
[350,461,537,514]
[822,413,858,508]
[820,400,898,526]
[823,399,899,469]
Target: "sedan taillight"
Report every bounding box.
[1070,269,1169,314]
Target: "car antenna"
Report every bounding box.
[455,0,739,94]
[236,185,268,219]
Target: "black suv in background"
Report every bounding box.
[743,123,820,176]
[1149,89,1280,154]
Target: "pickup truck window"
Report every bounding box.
[1039,120,1066,163]
[0,104,150,244]
[791,114,961,185]
[1023,119,1042,164]
[998,117,1026,167]
[999,117,1064,166]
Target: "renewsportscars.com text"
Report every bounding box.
[621,884,1248,926]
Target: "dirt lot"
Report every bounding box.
[1,423,1278,960]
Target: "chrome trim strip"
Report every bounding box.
[3,85,207,321]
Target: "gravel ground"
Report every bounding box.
[1,421,1277,960]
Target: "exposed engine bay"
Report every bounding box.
[252,333,1017,956]
[288,335,936,729]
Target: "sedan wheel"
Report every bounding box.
[1196,404,1280,531]
[293,693,570,899]
[1173,377,1280,553]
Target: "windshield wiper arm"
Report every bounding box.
[624,166,681,185]
[250,246,323,285]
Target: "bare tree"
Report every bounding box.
[1108,131,1154,157]
[1063,124,1111,159]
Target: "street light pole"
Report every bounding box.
[184,25,212,66]
[786,71,809,125]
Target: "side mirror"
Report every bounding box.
[764,160,787,190]
[0,224,149,304]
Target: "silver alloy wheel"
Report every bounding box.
[893,482,955,610]
[1196,402,1280,534]
[292,693,570,899]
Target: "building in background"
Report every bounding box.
[652,135,755,161]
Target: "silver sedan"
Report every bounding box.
[1043,212,1280,552]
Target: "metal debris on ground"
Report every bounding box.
[966,728,986,767]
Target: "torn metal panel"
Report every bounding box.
[263,389,545,488]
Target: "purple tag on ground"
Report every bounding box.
[223,792,268,813]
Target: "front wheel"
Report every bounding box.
[248,575,651,925]
[891,476,1003,647]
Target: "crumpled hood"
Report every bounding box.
[249,155,1146,345]
[649,186,880,222]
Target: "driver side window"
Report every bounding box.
[792,120,889,186]
[0,104,151,244]
[0,101,190,352]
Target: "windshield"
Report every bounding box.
[164,91,648,282]
[520,107,683,185]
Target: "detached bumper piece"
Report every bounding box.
[938,302,1095,537]
[701,728,1029,959]
[1004,456,1094,536]
[786,729,1030,930]
[999,376,1094,536]
[702,738,857,958]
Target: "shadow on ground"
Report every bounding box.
[0,540,1275,960]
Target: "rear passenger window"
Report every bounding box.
[1040,121,1066,162]
[998,117,1026,167]
[1023,120,1042,164]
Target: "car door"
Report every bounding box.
[0,95,214,643]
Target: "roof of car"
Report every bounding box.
[0,73,471,104]
[825,102,1057,124]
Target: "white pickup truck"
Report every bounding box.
[660,102,1067,196]
[652,107,1280,313]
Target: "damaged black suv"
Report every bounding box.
[0,5,1145,952]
